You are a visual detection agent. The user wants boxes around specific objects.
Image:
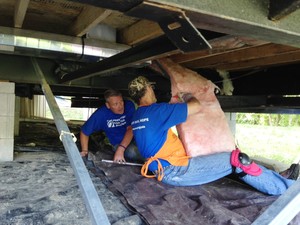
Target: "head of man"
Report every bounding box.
[104,89,124,114]
[128,76,156,105]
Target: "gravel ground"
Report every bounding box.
[0,150,144,225]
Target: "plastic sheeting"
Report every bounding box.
[92,155,300,225]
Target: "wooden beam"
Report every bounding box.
[14,0,30,28]
[68,6,113,37]
[126,1,211,52]
[182,44,300,71]
[67,0,143,12]
[170,35,269,64]
[218,50,300,71]
[119,19,163,45]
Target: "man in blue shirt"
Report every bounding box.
[128,76,298,196]
[80,89,143,163]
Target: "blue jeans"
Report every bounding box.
[113,142,144,163]
[160,152,295,196]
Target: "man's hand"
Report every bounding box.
[80,132,89,157]
[178,92,193,102]
[113,147,126,163]
[80,150,88,157]
[178,93,202,116]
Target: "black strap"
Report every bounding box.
[232,166,247,178]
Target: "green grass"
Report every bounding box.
[46,107,87,121]
[235,124,300,165]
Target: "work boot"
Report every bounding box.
[280,163,299,180]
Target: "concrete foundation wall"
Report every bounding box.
[0,82,15,161]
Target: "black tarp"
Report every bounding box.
[90,152,300,225]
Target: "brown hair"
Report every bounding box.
[104,89,122,102]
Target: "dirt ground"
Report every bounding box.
[0,120,144,225]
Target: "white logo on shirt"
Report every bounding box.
[132,117,149,130]
[107,115,126,128]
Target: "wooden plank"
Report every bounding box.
[14,0,30,28]
[119,19,163,45]
[126,1,211,52]
[182,44,300,70]
[67,0,143,12]
[217,50,300,71]
[170,35,269,64]
[25,0,83,34]
[68,7,113,37]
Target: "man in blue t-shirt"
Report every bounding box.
[80,89,143,163]
[127,75,298,196]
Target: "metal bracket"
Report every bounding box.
[268,0,300,21]
[126,1,211,52]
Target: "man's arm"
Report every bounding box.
[80,131,89,157]
[186,97,201,116]
[179,93,201,116]
[113,126,134,162]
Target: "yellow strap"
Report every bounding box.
[141,157,164,181]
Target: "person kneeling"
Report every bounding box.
[128,76,298,196]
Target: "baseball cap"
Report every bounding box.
[128,76,155,98]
